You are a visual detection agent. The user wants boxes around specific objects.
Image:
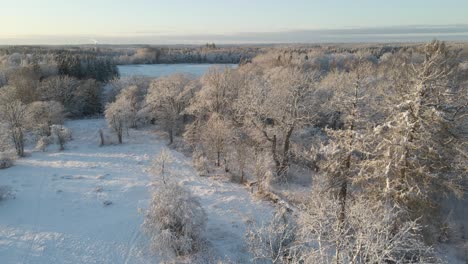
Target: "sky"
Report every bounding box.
[1,0,468,44]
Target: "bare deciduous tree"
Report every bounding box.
[298,186,438,264]
[104,96,132,144]
[149,147,174,184]
[146,74,194,144]
[0,86,28,157]
[237,67,319,177]
[201,113,233,167]
[27,100,65,137]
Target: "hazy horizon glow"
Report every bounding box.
[2,0,468,44]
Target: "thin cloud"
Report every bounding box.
[1,25,468,45]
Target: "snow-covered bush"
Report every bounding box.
[35,136,52,152]
[51,125,72,151]
[192,148,209,176]
[143,183,207,258]
[0,154,14,169]
[34,126,71,151]
[0,185,13,200]
[246,208,299,264]
[253,153,274,193]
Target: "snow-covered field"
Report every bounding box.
[118,64,237,78]
[0,119,273,263]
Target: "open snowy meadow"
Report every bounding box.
[0,119,273,263]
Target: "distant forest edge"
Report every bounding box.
[0,43,258,65]
[1,41,467,119]
[3,42,468,66]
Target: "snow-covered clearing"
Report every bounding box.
[0,119,273,263]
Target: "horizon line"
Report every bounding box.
[2,24,468,46]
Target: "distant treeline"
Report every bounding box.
[2,42,468,67]
[0,45,261,65]
[55,52,119,82]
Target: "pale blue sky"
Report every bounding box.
[1,0,468,44]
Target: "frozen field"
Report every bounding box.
[0,119,272,263]
[118,64,237,78]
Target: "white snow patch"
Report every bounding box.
[0,119,273,263]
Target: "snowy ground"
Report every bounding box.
[0,119,273,264]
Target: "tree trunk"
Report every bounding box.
[169,128,174,145]
[277,125,295,176]
[271,135,280,170]
[223,155,229,172]
[118,132,122,144]
[99,129,105,146]
[13,127,25,157]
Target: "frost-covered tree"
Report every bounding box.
[149,148,174,184]
[232,135,250,183]
[146,74,194,144]
[73,79,102,116]
[7,66,41,104]
[27,101,65,137]
[298,192,438,264]
[105,76,151,104]
[143,183,207,258]
[237,67,319,177]
[187,67,242,117]
[201,113,233,167]
[0,86,29,157]
[116,85,139,128]
[313,60,376,261]
[38,75,79,114]
[360,41,467,224]
[104,96,132,144]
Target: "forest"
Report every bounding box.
[0,41,467,263]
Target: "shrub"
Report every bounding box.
[0,154,14,169]
[0,185,13,200]
[192,148,209,176]
[246,208,299,264]
[149,148,174,184]
[143,183,207,258]
[51,125,72,151]
[35,136,52,152]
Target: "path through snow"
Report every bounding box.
[0,119,273,263]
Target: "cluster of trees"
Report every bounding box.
[1,41,464,262]
[0,65,104,117]
[0,47,121,159]
[105,40,467,262]
[0,86,68,156]
[56,53,119,82]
